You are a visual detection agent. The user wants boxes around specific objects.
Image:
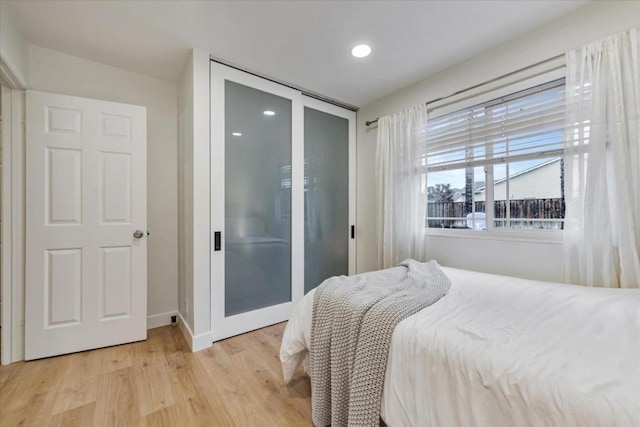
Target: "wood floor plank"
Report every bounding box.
[93,366,141,426]
[0,323,311,426]
[50,353,100,416]
[0,357,66,426]
[49,402,97,427]
[131,331,178,417]
[0,361,18,389]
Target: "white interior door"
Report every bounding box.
[25,90,147,360]
[210,62,304,341]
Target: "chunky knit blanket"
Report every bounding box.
[309,259,451,427]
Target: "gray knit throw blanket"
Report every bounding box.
[309,259,451,427]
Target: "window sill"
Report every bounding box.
[425,228,563,244]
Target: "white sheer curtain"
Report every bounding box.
[375,105,429,269]
[563,27,640,288]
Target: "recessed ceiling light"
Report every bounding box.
[351,44,371,58]
[263,110,276,116]
[232,132,242,136]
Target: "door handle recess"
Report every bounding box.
[133,230,145,239]
[214,231,222,251]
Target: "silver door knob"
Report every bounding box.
[133,230,144,239]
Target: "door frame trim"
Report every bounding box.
[0,49,27,364]
[1,87,25,365]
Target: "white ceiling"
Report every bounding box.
[7,0,591,107]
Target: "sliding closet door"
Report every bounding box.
[302,97,356,293]
[211,62,303,341]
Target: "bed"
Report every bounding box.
[280,265,640,426]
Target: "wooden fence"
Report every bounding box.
[427,198,565,229]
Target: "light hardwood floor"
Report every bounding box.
[0,323,312,426]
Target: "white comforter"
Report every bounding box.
[280,266,640,427]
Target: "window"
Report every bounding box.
[425,80,565,231]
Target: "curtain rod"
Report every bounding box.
[365,53,565,127]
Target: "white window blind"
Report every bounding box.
[426,79,565,171]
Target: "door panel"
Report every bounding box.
[100,152,131,223]
[224,81,292,317]
[302,97,356,291]
[100,246,132,319]
[45,248,82,326]
[211,63,303,341]
[303,107,350,293]
[47,147,82,224]
[26,90,146,360]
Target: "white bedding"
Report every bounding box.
[280,266,640,427]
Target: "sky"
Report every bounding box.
[427,157,556,189]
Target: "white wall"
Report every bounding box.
[356,1,640,281]
[27,45,179,318]
[0,2,28,87]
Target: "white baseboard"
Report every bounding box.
[147,311,177,329]
[177,312,213,352]
[192,331,214,352]
[177,312,191,348]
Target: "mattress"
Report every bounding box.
[280,266,640,427]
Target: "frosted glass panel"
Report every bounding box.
[225,80,292,316]
[304,107,349,293]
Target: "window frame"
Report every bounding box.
[423,78,566,241]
